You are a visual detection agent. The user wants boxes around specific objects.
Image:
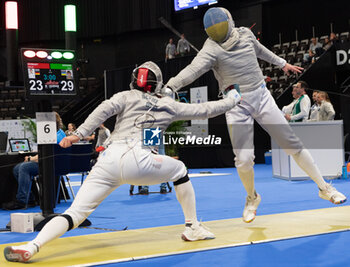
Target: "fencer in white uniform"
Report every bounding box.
[166,7,346,223]
[4,61,242,263]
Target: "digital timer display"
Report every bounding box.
[27,62,74,94]
[21,48,78,97]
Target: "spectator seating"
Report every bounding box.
[263,30,350,98]
[340,32,349,43]
[290,41,299,52]
[319,35,328,45]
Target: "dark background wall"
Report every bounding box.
[1,0,349,81]
[262,0,350,46]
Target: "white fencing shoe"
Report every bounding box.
[319,184,347,204]
[4,243,38,263]
[181,223,215,241]
[243,193,261,223]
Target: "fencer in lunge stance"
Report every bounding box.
[4,61,242,263]
[166,7,346,223]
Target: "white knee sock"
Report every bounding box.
[292,149,327,190]
[237,168,255,198]
[174,181,198,227]
[30,216,70,249]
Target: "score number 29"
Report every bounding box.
[60,80,74,91]
[29,80,74,91]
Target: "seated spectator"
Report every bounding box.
[2,112,66,210]
[315,37,332,58]
[177,34,190,57]
[303,37,322,64]
[323,37,332,51]
[330,32,339,44]
[317,91,335,121]
[165,38,177,61]
[308,90,320,121]
[282,81,311,122]
[65,123,76,136]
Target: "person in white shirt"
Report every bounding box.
[283,81,311,122]
[308,90,320,121]
[282,85,298,115]
[165,38,177,60]
[317,91,335,121]
[177,34,190,56]
[303,37,322,63]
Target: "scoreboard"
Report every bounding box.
[174,0,218,11]
[21,48,78,98]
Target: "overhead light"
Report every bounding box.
[23,50,36,58]
[5,1,18,30]
[64,5,77,32]
[63,52,74,59]
[51,51,63,59]
[36,51,48,58]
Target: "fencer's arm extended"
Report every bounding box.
[60,135,80,148]
[60,94,125,148]
[166,45,216,92]
[290,97,310,121]
[76,93,125,138]
[171,90,240,121]
[249,29,286,69]
[70,93,126,139]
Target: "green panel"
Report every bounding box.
[50,63,73,70]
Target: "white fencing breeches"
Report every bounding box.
[226,84,303,171]
[64,142,187,228]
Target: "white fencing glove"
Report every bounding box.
[161,87,175,98]
[225,89,241,105]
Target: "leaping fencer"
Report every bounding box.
[166,7,346,223]
[4,61,242,263]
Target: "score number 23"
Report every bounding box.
[29,80,74,91]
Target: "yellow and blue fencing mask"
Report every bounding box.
[203,7,233,43]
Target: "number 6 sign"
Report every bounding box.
[36,112,57,144]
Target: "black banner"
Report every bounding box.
[335,42,350,71]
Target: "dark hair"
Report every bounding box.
[68,123,76,130]
[318,91,330,102]
[298,81,309,90]
[55,112,63,130]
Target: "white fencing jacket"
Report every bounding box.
[74,89,237,143]
[167,27,286,94]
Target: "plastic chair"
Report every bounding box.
[70,143,93,184]
[55,144,93,203]
[53,145,73,204]
[25,144,93,207]
[25,174,41,209]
